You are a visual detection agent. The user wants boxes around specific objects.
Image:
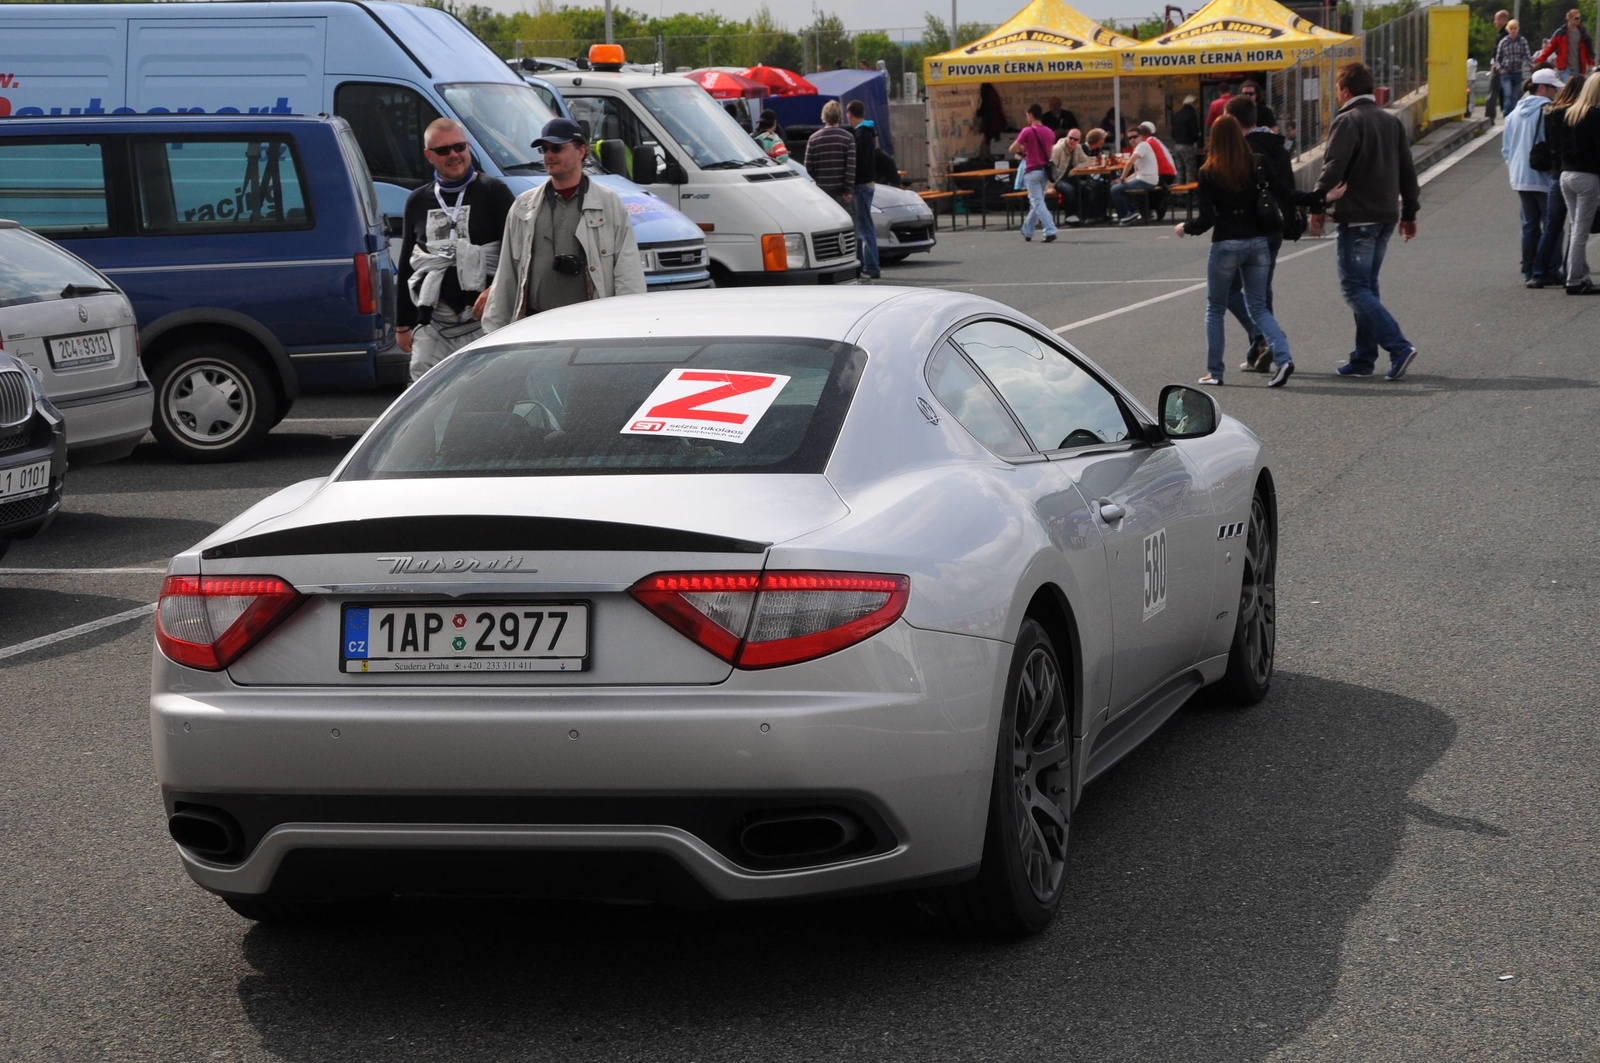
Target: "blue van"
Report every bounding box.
[0,1,712,292]
[0,114,394,461]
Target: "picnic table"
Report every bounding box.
[946,168,1017,229]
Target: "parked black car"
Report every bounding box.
[0,351,68,562]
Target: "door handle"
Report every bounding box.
[1097,500,1125,523]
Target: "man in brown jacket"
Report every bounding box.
[1310,62,1422,381]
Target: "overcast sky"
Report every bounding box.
[471,1,1171,36]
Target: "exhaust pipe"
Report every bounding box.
[737,810,865,864]
[168,806,245,861]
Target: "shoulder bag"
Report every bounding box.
[1254,156,1283,233]
[1529,109,1553,172]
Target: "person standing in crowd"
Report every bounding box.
[754,110,789,160]
[1309,62,1422,380]
[1008,103,1058,243]
[1558,73,1600,294]
[1503,68,1562,286]
[804,100,856,210]
[481,118,645,333]
[1495,20,1533,110]
[1043,96,1077,135]
[845,100,882,279]
[1533,73,1586,285]
[1239,81,1277,130]
[1207,83,1237,128]
[1171,94,1201,183]
[1175,115,1322,388]
[396,118,515,381]
[1533,9,1595,85]
[1486,9,1511,122]
[1110,125,1159,224]
[1225,95,1337,373]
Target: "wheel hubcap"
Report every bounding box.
[1237,497,1276,684]
[166,365,248,445]
[1012,647,1070,903]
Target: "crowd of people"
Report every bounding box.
[1496,12,1600,295]
[1487,8,1594,117]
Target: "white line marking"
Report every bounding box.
[1053,126,1502,335]
[0,567,166,574]
[278,417,379,425]
[0,603,156,662]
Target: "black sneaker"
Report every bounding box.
[1043,233,1057,243]
[1266,360,1295,388]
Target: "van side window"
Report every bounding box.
[0,141,110,236]
[132,139,311,233]
[334,82,443,189]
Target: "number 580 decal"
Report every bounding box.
[1143,528,1167,621]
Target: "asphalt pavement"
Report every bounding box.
[3,130,1597,1061]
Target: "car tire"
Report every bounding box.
[149,344,276,463]
[920,617,1071,936]
[223,894,390,924]
[1213,490,1276,705]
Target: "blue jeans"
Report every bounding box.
[1020,168,1057,238]
[1205,237,1289,378]
[1110,178,1157,219]
[1226,232,1283,348]
[1501,73,1522,108]
[1518,189,1549,277]
[852,183,880,276]
[1535,181,1568,277]
[1335,222,1412,370]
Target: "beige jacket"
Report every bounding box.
[481,177,646,334]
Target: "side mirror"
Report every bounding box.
[597,138,630,178]
[633,140,661,184]
[382,213,405,239]
[1158,384,1220,439]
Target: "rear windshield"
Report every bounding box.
[0,227,110,309]
[341,337,865,480]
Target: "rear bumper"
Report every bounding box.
[54,381,153,463]
[0,422,67,541]
[150,623,1008,902]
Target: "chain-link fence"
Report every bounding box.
[1362,4,1433,108]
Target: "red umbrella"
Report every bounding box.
[682,69,770,99]
[741,66,818,96]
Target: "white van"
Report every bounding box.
[0,2,711,291]
[541,57,862,285]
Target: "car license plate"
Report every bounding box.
[0,460,50,502]
[341,602,590,673]
[47,330,115,370]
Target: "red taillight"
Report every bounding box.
[354,252,376,315]
[629,570,909,669]
[155,575,302,671]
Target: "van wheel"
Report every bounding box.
[149,344,276,463]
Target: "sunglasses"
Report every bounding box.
[426,141,470,156]
[1241,90,1258,96]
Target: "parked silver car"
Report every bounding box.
[871,183,937,263]
[151,287,1277,934]
[0,221,152,464]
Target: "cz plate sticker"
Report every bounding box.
[1143,528,1167,621]
[620,368,790,443]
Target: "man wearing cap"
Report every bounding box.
[482,118,645,334]
[1171,94,1201,184]
[1502,68,1564,286]
[397,118,516,381]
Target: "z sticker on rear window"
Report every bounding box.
[1143,528,1167,621]
[621,368,791,443]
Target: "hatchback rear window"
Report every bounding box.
[341,338,865,479]
[0,227,112,309]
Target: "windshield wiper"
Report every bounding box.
[60,283,116,298]
[700,159,761,170]
[504,160,548,173]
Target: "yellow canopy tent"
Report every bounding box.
[1126,0,1354,74]
[922,0,1139,87]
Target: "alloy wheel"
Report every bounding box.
[1011,646,1070,903]
[1237,496,1276,685]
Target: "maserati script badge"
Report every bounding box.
[377,555,538,575]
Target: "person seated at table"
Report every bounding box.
[1051,128,1088,219]
[1110,127,1161,224]
[1056,128,1111,223]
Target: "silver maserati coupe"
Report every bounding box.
[150,286,1277,935]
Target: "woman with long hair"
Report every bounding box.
[1175,115,1339,386]
[1533,74,1585,285]
[1559,73,1600,293]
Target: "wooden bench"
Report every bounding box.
[1166,182,1199,223]
[918,189,973,230]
